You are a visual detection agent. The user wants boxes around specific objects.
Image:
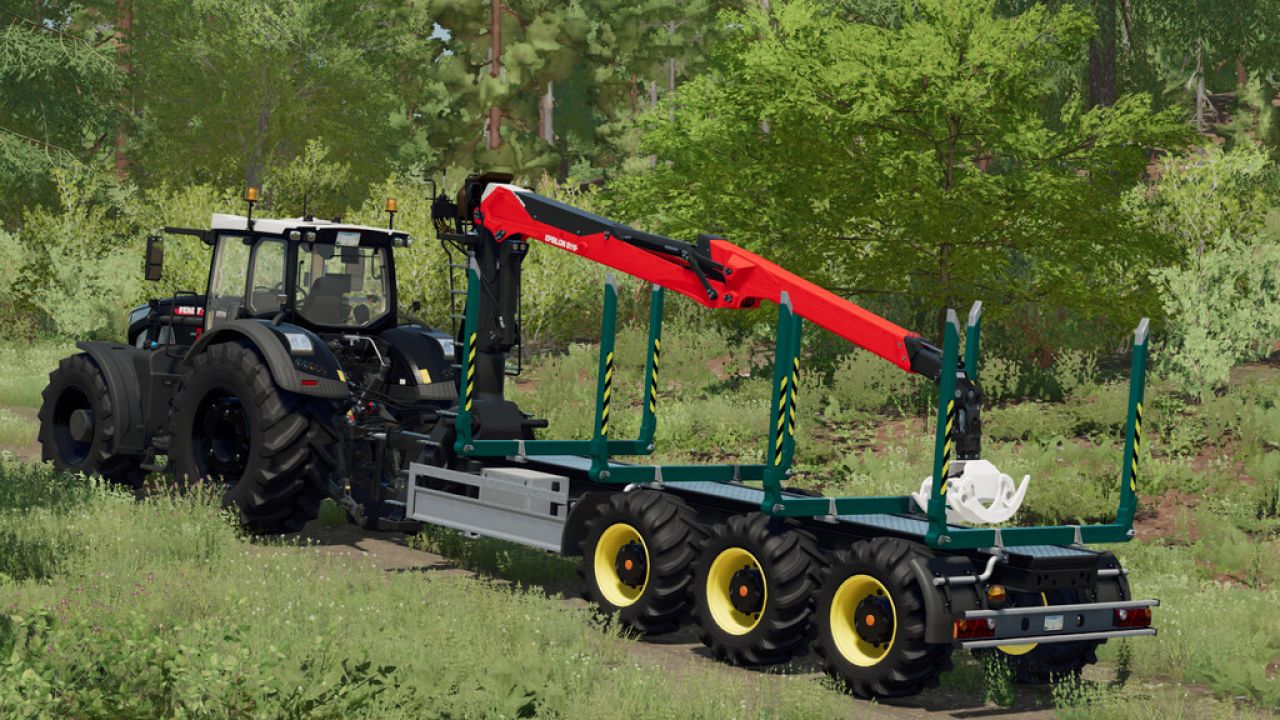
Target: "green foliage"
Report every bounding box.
[980,652,1015,708]
[1130,144,1280,400]
[611,0,1190,339]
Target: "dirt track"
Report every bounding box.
[299,523,1069,719]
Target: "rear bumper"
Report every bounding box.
[955,599,1159,648]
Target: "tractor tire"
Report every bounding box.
[38,353,145,493]
[812,538,953,699]
[170,343,341,534]
[691,513,824,666]
[977,575,1126,684]
[578,490,706,635]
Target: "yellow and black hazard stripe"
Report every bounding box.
[787,357,800,438]
[601,351,614,436]
[773,374,790,465]
[465,332,477,412]
[939,400,956,495]
[648,338,660,414]
[1130,402,1143,492]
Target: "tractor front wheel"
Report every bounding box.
[38,354,145,492]
[170,343,340,533]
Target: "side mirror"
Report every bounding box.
[145,235,164,282]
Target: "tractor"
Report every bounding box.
[38,174,1158,698]
[40,192,455,531]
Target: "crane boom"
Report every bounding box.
[474,181,943,379]
[435,173,978,458]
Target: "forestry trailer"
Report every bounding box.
[39,174,1157,698]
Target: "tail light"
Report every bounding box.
[1113,607,1152,628]
[954,617,996,639]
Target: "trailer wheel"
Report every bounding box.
[812,538,953,698]
[170,343,340,533]
[579,490,705,635]
[692,513,824,666]
[979,575,1126,683]
[39,354,145,492]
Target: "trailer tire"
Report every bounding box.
[692,513,824,666]
[579,490,705,635]
[171,343,340,534]
[812,538,953,698]
[38,354,145,493]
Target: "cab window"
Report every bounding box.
[207,234,287,329]
[296,241,390,328]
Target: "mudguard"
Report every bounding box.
[379,325,457,402]
[911,554,987,644]
[186,319,348,400]
[75,341,149,454]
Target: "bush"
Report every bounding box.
[1129,144,1280,400]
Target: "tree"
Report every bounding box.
[610,0,1191,341]
[128,0,405,207]
[0,2,122,224]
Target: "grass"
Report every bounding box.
[0,460,866,719]
[3,327,1280,715]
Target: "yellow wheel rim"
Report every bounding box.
[830,574,896,667]
[706,547,766,635]
[998,592,1048,656]
[593,523,649,608]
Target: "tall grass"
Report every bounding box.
[0,459,863,719]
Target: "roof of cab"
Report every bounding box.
[210,213,408,240]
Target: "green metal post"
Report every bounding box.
[453,258,482,454]
[761,293,796,512]
[781,314,804,468]
[925,310,960,547]
[637,286,665,449]
[964,301,982,383]
[1116,319,1149,530]
[589,274,620,480]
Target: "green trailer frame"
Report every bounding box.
[452,262,1149,551]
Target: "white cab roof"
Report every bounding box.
[210,213,402,238]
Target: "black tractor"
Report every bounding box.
[38,195,457,532]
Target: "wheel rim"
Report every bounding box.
[593,523,649,607]
[706,546,767,635]
[998,592,1048,656]
[52,386,94,464]
[830,574,897,667]
[192,388,251,482]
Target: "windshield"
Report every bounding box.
[207,234,286,329]
[295,242,390,328]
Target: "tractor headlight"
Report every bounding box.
[283,332,314,354]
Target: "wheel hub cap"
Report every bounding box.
[728,566,765,615]
[614,541,648,587]
[68,408,95,443]
[854,594,894,645]
[194,391,250,480]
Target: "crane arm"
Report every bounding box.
[473,181,945,379]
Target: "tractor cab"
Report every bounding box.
[203,213,407,336]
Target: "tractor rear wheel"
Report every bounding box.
[691,513,824,666]
[579,490,705,635]
[38,354,145,492]
[170,343,340,533]
[812,538,953,699]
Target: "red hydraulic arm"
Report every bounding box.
[475,182,928,375]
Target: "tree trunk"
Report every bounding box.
[1236,56,1247,88]
[1087,0,1116,108]
[113,0,133,180]
[539,81,554,144]
[1194,39,1206,132]
[488,0,503,150]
